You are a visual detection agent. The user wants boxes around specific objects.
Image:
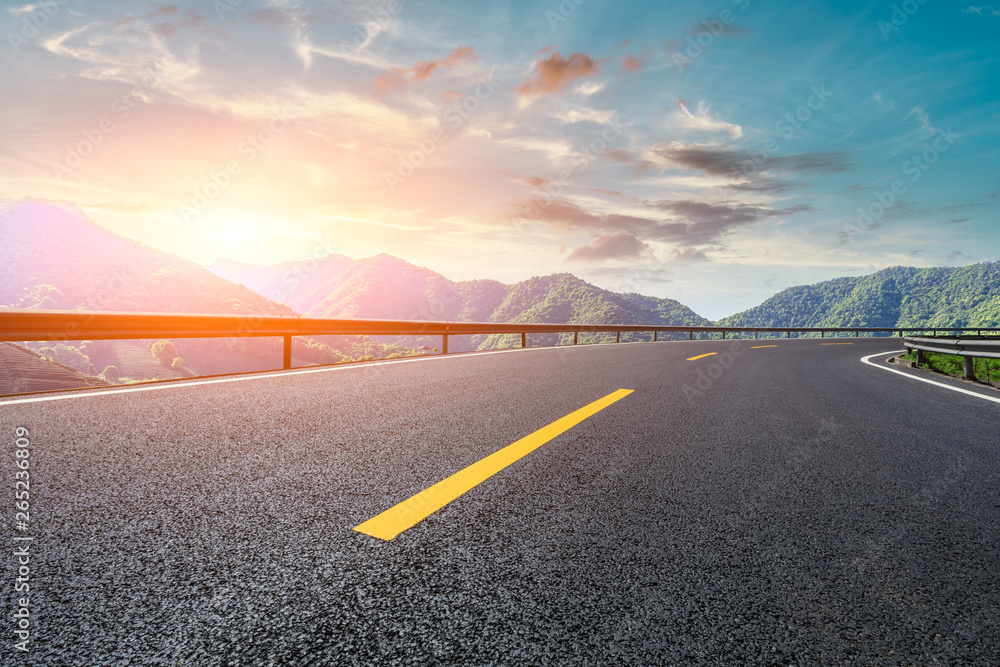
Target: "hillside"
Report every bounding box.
[477,274,711,348]
[720,263,1000,330]
[0,342,111,395]
[0,199,419,381]
[208,254,356,314]
[208,254,712,351]
[0,199,292,316]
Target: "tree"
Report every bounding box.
[170,357,186,370]
[152,340,179,365]
[101,366,120,383]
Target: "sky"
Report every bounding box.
[1,0,999,319]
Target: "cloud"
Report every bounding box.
[654,143,852,179]
[519,196,810,251]
[945,218,970,224]
[517,52,601,96]
[650,199,812,246]
[621,54,645,73]
[964,6,1000,15]
[669,247,709,262]
[147,4,181,18]
[725,179,804,193]
[905,104,935,137]
[567,231,651,262]
[673,99,742,139]
[375,45,477,91]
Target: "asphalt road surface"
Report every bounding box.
[3,337,999,665]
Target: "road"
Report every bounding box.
[3,337,1000,665]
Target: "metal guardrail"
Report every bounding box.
[903,335,1000,379]
[2,310,999,370]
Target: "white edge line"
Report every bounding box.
[0,343,594,407]
[861,350,1000,406]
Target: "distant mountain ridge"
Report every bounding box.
[0,199,292,316]
[720,263,1000,330]
[208,254,713,350]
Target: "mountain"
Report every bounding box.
[207,254,356,314]
[477,273,711,348]
[0,199,413,382]
[0,199,293,316]
[720,263,1000,330]
[208,254,712,351]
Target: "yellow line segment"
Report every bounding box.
[686,353,718,361]
[751,345,778,349]
[353,388,635,541]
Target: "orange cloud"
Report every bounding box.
[375,45,477,91]
[517,52,601,96]
[621,54,645,73]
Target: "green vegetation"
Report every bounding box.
[720,263,1000,331]
[152,340,179,365]
[901,350,1000,386]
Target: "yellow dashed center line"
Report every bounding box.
[686,352,718,361]
[354,388,635,541]
[751,345,778,349]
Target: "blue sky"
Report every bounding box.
[1,0,998,318]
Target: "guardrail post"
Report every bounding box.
[521,333,526,348]
[654,331,658,342]
[754,331,758,340]
[855,331,859,337]
[574,331,578,345]
[787,330,791,339]
[616,331,620,343]
[915,349,924,366]
[722,331,726,340]
[965,356,975,380]
[442,334,448,355]
[821,331,825,338]
[283,335,292,370]
[689,331,693,341]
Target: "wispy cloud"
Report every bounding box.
[517,52,602,96]
[654,143,852,179]
[375,45,477,92]
[964,6,1000,16]
[567,231,651,262]
[672,99,742,139]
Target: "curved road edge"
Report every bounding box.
[861,349,1000,405]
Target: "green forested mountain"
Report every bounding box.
[477,274,711,349]
[720,263,1000,330]
[208,256,712,351]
